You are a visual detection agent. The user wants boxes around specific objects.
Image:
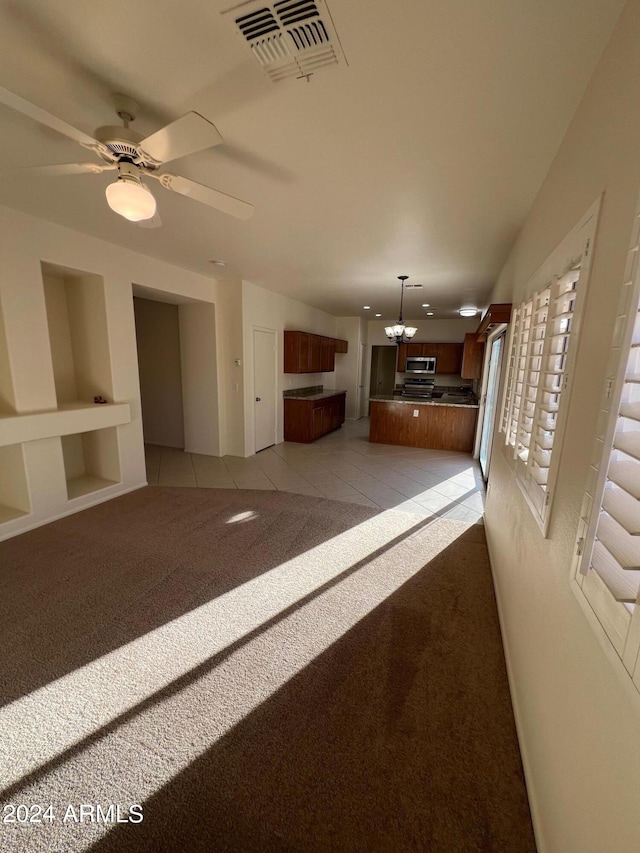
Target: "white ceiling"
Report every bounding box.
[0,0,624,318]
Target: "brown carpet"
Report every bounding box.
[0,487,535,852]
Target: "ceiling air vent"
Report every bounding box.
[223,0,345,82]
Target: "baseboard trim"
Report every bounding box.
[0,482,147,542]
[484,525,546,853]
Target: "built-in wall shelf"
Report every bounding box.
[0,402,131,448]
[0,443,30,522]
[66,474,119,500]
[0,504,29,523]
[61,426,121,501]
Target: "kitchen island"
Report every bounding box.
[369,395,479,452]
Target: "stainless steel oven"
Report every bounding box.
[405,356,436,374]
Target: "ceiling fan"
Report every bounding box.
[0,87,254,223]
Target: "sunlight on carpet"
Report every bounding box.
[0,504,469,851]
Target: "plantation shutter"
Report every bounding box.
[502,302,532,448]
[574,201,640,683]
[499,201,599,535]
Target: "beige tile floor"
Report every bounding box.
[145,418,485,523]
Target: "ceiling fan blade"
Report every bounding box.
[153,172,254,220]
[0,86,106,153]
[138,112,223,166]
[18,163,116,176]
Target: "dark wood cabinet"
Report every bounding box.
[436,343,463,374]
[320,337,336,372]
[369,400,478,452]
[396,343,407,372]
[309,334,322,372]
[396,341,463,374]
[476,304,512,341]
[284,393,346,442]
[461,333,485,379]
[284,331,346,373]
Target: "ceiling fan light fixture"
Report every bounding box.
[106,176,156,222]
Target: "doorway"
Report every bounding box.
[368,346,397,400]
[134,297,185,449]
[478,331,505,480]
[254,328,277,452]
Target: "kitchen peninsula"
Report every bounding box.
[369,393,479,453]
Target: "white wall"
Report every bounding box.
[485,2,640,850]
[241,280,341,455]
[215,279,245,458]
[335,317,366,419]
[179,302,220,456]
[133,297,185,449]
[0,204,226,538]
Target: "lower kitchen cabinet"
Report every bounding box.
[369,400,478,452]
[284,393,346,443]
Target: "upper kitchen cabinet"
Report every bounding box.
[284,331,346,373]
[461,333,485,379]
[320,337,336,372]
[435,343,463,374]
[397,341,463,373]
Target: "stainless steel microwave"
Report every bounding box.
[405,356,436,374]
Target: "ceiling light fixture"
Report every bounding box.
[426,311,434,316]
[105,163,156,222]
[459,307,477,317]
[421,303,430,308]
[363,305,371,310]
[209,259,226,267]
[375,313,381,317]
[385,276,417,344]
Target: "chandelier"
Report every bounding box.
[385,276,418,344]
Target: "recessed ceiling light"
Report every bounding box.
[209,259,226,267]
[375,313,381,317]
[363,305,370,309]
[421,303,430,308]
[426,311,434,316]
[459,307,477,317]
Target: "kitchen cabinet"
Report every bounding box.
[396,343,407,372]
[369,400,478,452]
[461,333,485,379]
[284,393,346,442]
[320,337,336,372]
[284,331,346,373]
[309,334,322,372]
[436,343,463,374]
[397,341,463,374]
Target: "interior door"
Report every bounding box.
[478,333,505,479]
[254,329,277,452]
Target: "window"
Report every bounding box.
[573,194,640,691]
[499,200,600,534]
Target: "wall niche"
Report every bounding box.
[61,427,121,500]
[41,263,114,407]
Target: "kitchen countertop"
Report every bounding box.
[370,394,479,409]
[284,389,348,402]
